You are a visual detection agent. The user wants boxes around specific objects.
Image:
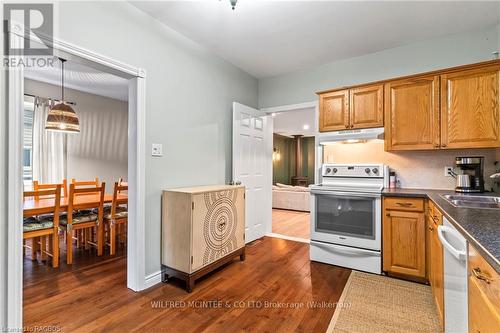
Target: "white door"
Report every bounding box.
[232,102,272,243]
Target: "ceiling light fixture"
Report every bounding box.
[45,58,80,133]
[303,124,310,130]
[220,0,237,10]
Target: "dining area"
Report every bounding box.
[23,178,128,268]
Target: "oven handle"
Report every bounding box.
[310,189,381,198]
[311,241,380,257]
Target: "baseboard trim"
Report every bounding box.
[267,233,310,244]
[144,270,162,289]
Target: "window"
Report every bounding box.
[23,95,35,188]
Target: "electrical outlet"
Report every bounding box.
[444,166,454,177]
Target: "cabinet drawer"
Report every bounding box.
[468,245,500,311]
[384,197,424,212]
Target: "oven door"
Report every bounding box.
[310,189,381,251]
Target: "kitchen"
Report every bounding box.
[310,60,500,332]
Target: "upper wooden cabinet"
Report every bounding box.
[441,65,500,149]
[319,89,349,131]
[318,60,500,150]
[318,84,383,132]
[384,76,440,151]
[350,84,384,129]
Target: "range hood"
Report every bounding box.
[318,127,384,145]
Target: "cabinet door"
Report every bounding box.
[191,189,244,272]
[468,244,500,333]
[429,214,444,331]
[319,90,349,132]
[383,210,426,278]
[441,65,500,149]
[191,193,214,272]
[350,84,384,129]
[384,76,440,151]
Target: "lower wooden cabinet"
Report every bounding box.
[383,197,426,280]
[428,201,444,331]
[468,244,500,333]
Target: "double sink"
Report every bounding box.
[442,194,500,209]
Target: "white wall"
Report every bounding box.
[24,79,128,189]
[324,141,499,191]
[259,25,500,108]
[55,1,259,276]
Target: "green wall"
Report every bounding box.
[273,134,314,185]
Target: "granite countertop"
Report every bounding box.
[382,188,500,273]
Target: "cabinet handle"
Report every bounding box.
[472,267,491,284]
[396,202,413,207]
[386,213,390,217]
[428,226,434,231]
[434,144,439,148]
[441,144,447,148]
[345,125,349,129]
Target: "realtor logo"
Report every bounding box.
[3,3,53,56]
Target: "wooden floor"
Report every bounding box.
[24,237,350,333]
[272,209,311,239]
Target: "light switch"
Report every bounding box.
[152,143,163,157]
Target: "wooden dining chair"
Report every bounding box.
[71,178,99,194]
[33,179,68,198]
[104,182,128,255]
[60,182,105,264]
[23,186,61,268]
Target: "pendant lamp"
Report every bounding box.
[45,58,80,133]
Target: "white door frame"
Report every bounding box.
[261,101,320,184]
[5,22,147,329]
[261,101,319,241]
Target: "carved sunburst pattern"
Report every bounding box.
[202,190,238,264]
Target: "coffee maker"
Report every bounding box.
[453,157,485,193]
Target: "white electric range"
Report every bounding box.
[310,163,389,274]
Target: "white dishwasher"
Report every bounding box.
[437,217,468,333]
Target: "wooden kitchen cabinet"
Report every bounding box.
[383,197,426,280]
[384,76,440,151]
[350,84,384,129]
[318,84,383,132]
[428,201,444,331]
[161,185,246,292]
[319,89,349,131]
[468,244,500,333]
[441,64,500,149]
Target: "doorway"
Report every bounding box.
[265,104,318,243]
[6,24,146,328]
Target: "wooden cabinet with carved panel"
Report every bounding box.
[383,197,426,281]
[384,76,440,151]
[441,64,500,149]
[161,185,245,292]
[318,84,383,132]
[468,244,500,333]
[428,201,444,331]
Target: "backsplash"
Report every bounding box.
[323,140,499,191]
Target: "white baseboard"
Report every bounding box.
[144,270,162,289]
[267,233,310,244]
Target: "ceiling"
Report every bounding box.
[131,1,500,78]
[24,60,129,101]
[273,107,315,137]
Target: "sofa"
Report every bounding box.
[272,183,310,212]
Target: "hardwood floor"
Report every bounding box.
[24,237,350,333]
[272,209,311,239]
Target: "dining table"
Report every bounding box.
[23,193,128,217]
